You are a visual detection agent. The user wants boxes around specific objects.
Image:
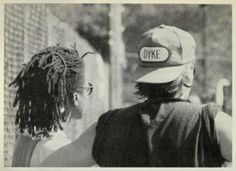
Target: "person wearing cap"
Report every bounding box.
[40,25,232,167]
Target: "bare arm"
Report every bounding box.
[215,111,232,162]
[39,122,97,167]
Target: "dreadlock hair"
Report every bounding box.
[9,46,88,138]
[135,62,195,100]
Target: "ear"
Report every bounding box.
[73,92,82,106]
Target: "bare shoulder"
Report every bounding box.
[30,132,71,166]
[215,111,232,132]
[214,111,232,162]
[215,111,231,119]
[30,139,54,166]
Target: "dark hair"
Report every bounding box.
[9,46,87,138]
[135,77,183,100]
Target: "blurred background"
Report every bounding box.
[4,4,232,166]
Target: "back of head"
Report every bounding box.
[135,25,196,100]
[10,46,85,138]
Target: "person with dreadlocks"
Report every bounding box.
[40,25,232,167]
[11,46,94,166]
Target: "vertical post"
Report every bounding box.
[200,5,208,94]
[109,4,124,109]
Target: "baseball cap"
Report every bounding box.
[135,24,196,84]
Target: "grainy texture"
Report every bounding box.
[4,4,25,167]
[4,4,110,166]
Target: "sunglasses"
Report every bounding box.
[78,83,93,95]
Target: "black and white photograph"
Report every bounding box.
[2,1,233,168]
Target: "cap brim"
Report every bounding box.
[136,65,185,84]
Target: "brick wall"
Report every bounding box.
[4,4,25,166]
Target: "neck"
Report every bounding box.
[63,118,85,141]
[173,86,191,100]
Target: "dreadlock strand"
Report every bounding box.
[10,46,87,137]
[13,91,19,107]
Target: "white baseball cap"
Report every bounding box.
[135,24,196,84]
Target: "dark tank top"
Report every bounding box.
[92,99,224,167]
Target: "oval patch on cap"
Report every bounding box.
[139,47,169,62]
